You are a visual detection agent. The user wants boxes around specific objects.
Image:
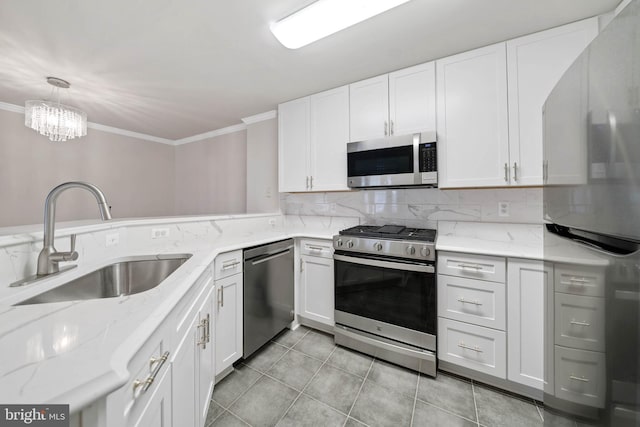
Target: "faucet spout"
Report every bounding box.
[37,182,112,276]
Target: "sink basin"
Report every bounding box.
[15,254,192,305]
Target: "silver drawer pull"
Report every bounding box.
[569,374,590,383]
[221,261,240,270]
[307,246,325,252]
[458,263,482,271]
[197,317,209,349]
[133,351,170,396]
[568,277,589,284]
[570,319,591,327]
[457,298,483,306]
[458,342,483,353]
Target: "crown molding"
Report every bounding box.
[0,100,258,146]
[172,123,247,146]
[241,110,277,125]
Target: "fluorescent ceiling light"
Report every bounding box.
[270,0,412,49]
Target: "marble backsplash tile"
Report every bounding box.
[280,187,543,227]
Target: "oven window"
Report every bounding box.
[334,258,436,335]
[348,145,413,177]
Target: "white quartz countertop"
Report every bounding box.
[0,214,356,413]
[436,221,609,266]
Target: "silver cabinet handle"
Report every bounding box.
[197,317,208,349]
[513,162,518,182]
[569,374,590,383]
[384,121,388,136]
[458,298,483,306]
[306,176,309,189]
[543,160,548,182]
[220,285,224,307]
[458,263,482,271]
[221,261,240,271]
[310,176,313,189]
[205,313,211,344]
[458,342,483,353]
[570,319,591,327]
[133,351,170,396]
[390,120,394,135]
[504,163,509,182]
[307,245,325,252]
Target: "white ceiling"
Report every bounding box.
[0,0,621,140]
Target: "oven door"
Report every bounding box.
[334,252,436,350]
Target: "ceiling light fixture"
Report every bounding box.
[25,77,87,142]
[270,0,412,49]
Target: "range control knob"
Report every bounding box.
[346,240,354,248]
[336,238,343,247]
[406,246,416,255]
[421,247,431,257]
[374,242,383,251]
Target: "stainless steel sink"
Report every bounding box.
[15,254,192,305]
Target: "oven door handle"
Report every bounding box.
[334,254,434,273]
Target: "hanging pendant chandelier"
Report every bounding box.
[25,77,87,142]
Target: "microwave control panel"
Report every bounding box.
[419,142,437,172]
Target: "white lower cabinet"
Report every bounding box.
[298,239,334,328]
[438,317,507,378]
[172,285,215,427]
[507,259,550,390]
[133,367,172,427]
[215,272,244,377]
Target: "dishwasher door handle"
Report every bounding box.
[250,248,293,266]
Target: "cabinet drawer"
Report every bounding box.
[108,330,171,426]
[555,264,604,297]
[437,274,505,330]
[554,346,605,408]
[214,250,243,279]
[300,239,333,259]
[438,252,506,283]
[438,318,506,378]
[555,293,605,352]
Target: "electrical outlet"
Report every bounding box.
[151,228,170,239]
[105,232,119,247]
[265,186,272,199]
[498,201,510,217]
[268,218,276,226]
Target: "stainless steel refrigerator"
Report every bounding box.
[543,1,640,425]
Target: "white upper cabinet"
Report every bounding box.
[350,62,436,142]
[310,86,350,191]
[349,75,389,141]
[437,43,510,188]
[389,62,436,136]
[278,86,350,192]
[278,97,310,192]
[507,18,598,186]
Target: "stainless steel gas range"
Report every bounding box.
[332,224,437,377]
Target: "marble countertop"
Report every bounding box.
[0,213,357,413]
[436,221,609,266]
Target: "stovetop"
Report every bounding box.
[339,224,437,242]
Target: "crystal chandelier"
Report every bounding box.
[25,77,87,142]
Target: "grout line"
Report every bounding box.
[216,410,252,427]
[343,357,375,426]
[535,400,544,422]
[274,345,338,426]
[471,381,481,427]
[410,373,420,426]
[415,398,482,425]
[212,367,263,410]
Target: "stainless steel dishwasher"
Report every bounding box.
[243,239,294,358]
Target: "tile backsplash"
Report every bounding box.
[281,187,543,228]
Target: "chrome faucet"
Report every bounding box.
[36,182,112,276]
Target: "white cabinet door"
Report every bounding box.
[198,287,216,427]
[507,259,551,390]
[389,62,436,136]
[133,368,172,427]
[299,255,334,327]
[507,19,598,186]
[349,74,389,141]
[171,311,198,427]
[310,86,349,191]
[278,97,310,192]
[437,43,510,188]
[215,274,243,376]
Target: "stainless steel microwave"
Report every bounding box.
[347,132,437,188]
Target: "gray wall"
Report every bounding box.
[174,130,247,215]
[0,108,176,226]
[246,118,279,213]
[0,108,249,227]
